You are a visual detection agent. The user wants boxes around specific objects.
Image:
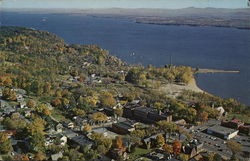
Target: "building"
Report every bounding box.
[125,106,172,124]
[239,124,250,135]
[215,106,226,117]
[183,139,204,158]
[51,152,63,161]
[206,125,238,140]
[221,119,244,129]
[133,107,153,123]
[174,119,186,126]
[112,121,136,135]
[146,152,164,160]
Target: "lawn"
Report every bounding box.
[51,108,70,122]
[128,147,151,161]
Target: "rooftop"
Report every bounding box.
[113,121,134,130]
[207,125,238,135]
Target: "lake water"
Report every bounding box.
[1,0,249,9]
[1,12,250,105]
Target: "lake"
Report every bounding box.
[1,12,250,105]
[1,0,249,9]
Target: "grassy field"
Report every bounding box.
[51,108,70,122]
[128,147,151,161]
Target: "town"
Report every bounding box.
[0,84,249,161]
[0,26,249,161]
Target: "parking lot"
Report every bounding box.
[191,120,250,160]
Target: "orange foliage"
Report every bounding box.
[172,140,182,155]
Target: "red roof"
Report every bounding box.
[231,119,243,124]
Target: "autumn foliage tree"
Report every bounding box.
[156,134,165,147]
[26,99,36,108]
[100,92,116,108]
[51,98,62,107]
[0,76,13,87]
[83,124,92,132]
[91,112,108,122]
[114,136,126,152]
[199,111,209,122]
[163,144,173,153]
[14,154,29,161]
[34,152,46,161]
[172,140,182,155]
[2,88,17,101]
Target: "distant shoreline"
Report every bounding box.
[2,8,250,30]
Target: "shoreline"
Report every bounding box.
[2,8,250,30]
[159,77,205,98]
[159,67,240,98]
[195,68,240,74]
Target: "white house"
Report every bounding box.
[216,106,226,117]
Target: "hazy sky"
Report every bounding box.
[1,0,248,9]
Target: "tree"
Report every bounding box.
[43,82,51,95]
[157,121,177,141]
[91,112,108,122]
[163,144,173,153]
[2,88,17,101]
[114,136,126,152]
[100,92,116,108]
[83,124,92,132]
[35,104,51,116]
[172,140,182,155]
[14,154,29,161]
[27,116,46,152]
[67,148,84,161]
[72,108,86,116]
[0,132,13,154]
[227,141,242,159]
[3,117,27,130]
[156,134,165,147]
[199,111,208,122]
[91,132,112,154]
[130,129,146,138]
[43,108,51,116]
[113,108,123,119]
[179,153,189,161]
[78,74,86,83]
[51,98,62,107]
[27,99,36,108]
[154,102,165,112]
[34,152,46,161]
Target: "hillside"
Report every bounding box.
[0,26,248,112]
[0,26,249,160]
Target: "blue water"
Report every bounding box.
[1,12,250,105]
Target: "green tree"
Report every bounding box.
[26,116,46,152]
[0,132,13,154]
[157,121,177,141]
[227,141,242,160]
[91,132,112,154]
[91,112,108,122]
